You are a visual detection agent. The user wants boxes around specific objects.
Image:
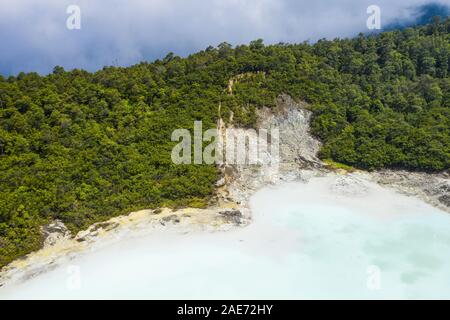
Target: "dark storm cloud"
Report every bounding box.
[0,0,448,75]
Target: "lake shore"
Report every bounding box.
[1,95,448,298]
[1,171,449,299]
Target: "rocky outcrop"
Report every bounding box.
[371,170,450,213]
[217,94,325,218]
[218,209,244,225]
[41,220,71,246]
[217,93,449,216]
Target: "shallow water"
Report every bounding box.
[1,175,449,299]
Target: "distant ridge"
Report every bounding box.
[384,3,450,31]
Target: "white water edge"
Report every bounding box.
[1,173,449,299]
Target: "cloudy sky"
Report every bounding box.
[0,0,448,75]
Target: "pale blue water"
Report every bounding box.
[1,175,449,299]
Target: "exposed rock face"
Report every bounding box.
[371,170,450,213]
[439,194,450,207]
[215,177,226,187]
[218,94,324,218]
[41,220,71,246]
[218,210,243,225]
[260,94,322,168]
[160,214,181,225]
[217,94,449,216]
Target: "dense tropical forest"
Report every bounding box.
[0,19,449,267]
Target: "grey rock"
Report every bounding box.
[438,194,450,207]
[219,210,243,225]
[372,170,449,213]
[161,215,180,225]
[215,177,226,187]
[41,220,71,246]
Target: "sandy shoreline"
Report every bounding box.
[0,205,247,287]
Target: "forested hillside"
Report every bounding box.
[0,19,449,267]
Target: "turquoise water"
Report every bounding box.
[1,175,449,299]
